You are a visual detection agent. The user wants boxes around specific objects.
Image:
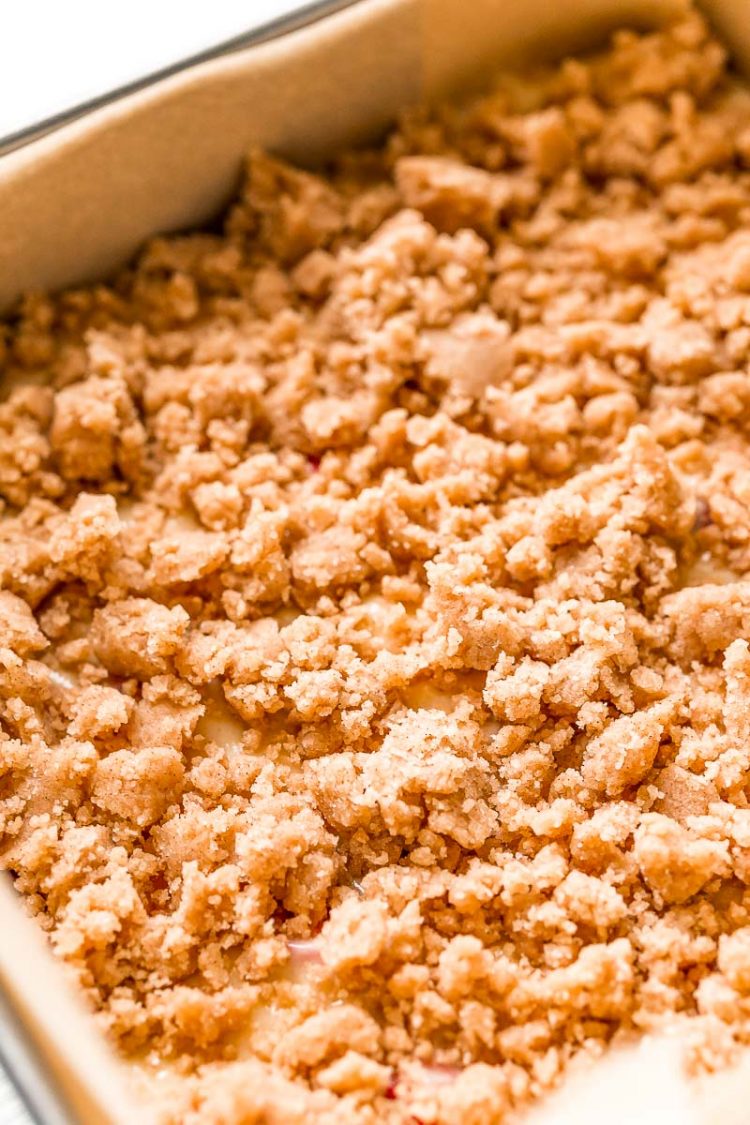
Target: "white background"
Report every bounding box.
[0,1,302,142]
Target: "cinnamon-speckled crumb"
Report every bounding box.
[4,11,750,1123]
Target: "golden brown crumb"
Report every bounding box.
[4,9,750,1123]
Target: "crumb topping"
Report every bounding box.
[3,11,750,1122]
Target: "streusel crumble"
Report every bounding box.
[4,10,750,1122]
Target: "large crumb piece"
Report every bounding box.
[89,598,190,678]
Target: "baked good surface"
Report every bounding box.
[3,10,750,1122]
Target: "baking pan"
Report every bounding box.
[0,0,701,312]
[1,0,749,1121]
[0,2,362,160]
